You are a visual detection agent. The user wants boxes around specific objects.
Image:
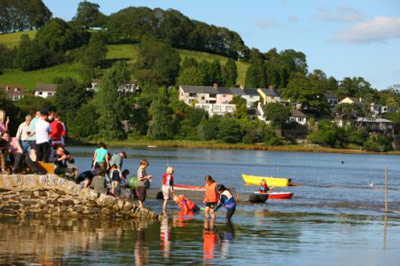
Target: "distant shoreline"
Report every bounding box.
[90,139,399,155]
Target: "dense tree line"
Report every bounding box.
[0,0,52,33]
[106,7,249,59]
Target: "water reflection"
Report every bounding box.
[160,215,171,259]
[1,209,400,265]
[220,221,235,259]
[134,229,149,266]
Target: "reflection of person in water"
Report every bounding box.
[134,230,149,266]
[220,221,235,259]
[203,222,219,262]
[160,216,171,258]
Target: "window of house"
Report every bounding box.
[210,94,217,98]
[38,92,42,95]
[189,93,196,97]
[201,97,205,100]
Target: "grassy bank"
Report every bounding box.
[100,138,398,155]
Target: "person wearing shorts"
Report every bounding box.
[204,175,218,221]
[136,159,152,208]
[161,166,175,212]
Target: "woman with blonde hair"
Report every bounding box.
[161,165,175,212]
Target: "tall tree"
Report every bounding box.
[147,90,174,139]
[136,38,180,86]
[223,58,238,86]
[177,66,205,85]
[93,61,130,140]
[263,103,290,129]
[14,34,50,71]
[245,59,267,88]
[72,1,106,29]
[55,78,89,126]
[81,32,107,78]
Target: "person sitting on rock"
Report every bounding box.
[53,146,77,179]
[90,169,108,195]
[1,131,41,174]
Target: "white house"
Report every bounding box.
[2,86,26,101]
[87,79,139,93]
[289,109,307,125]
[230,87,260,108]
[195,103,236,117]
[35,83,57,98]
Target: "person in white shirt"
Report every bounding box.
[35,110,51,162]
[16,115,32,154]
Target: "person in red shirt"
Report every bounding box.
[49,113,64,148]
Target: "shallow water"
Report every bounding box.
[1,147,400,265]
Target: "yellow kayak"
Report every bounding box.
[242,174,291,187]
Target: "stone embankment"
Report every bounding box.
[0,174,161,221]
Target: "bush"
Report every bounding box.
[363,135,393,152]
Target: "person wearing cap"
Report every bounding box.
[35,110,51,162]
[214,184,236,222]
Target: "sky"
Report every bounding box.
[42,0,400,90]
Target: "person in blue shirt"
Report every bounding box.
[214,184,236,222]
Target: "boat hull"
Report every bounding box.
[243,174,291,187]
[268,192,293,199]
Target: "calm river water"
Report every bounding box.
[1,147,400,265]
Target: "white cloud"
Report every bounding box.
[334,16,400,43]
[254,19,280,29]
[287,15,298,22]
[315,5,364,23]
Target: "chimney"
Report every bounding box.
[239,84,244,90]
[213,83,218,89]
[269,85,275,90]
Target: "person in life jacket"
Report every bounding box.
[173,194,199,213]
[204,175,218,221]
[214,184,236,222]
[259,179,269,193]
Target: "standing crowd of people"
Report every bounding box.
[0,109,70,175]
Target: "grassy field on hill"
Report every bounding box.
[0,63,83,90]
[0,32,249,89]
[0,31,36,48]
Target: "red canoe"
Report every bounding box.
[268,192,294,199]
[174,184,205,191]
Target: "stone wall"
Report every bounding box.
[0,174,161,221]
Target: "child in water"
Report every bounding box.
[214,184,236,222]
[204,175,218,221]
[173,194,199,213]
[259,179,269,193]
[162,166,175,212]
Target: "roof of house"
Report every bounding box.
[259,88,281,97]
[92,79,137,85]
[1,86,26,95]
[340,97,361,104]
[230,88,259,96]
[290,109,307,118]
[324,93,338,100]
[357,117,392,123]
[36,83,57,92]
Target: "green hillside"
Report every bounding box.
[0,63,83,90]
[0,32,248,89]
[0,31,36,48]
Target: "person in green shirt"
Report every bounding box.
[91,142,110,172]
